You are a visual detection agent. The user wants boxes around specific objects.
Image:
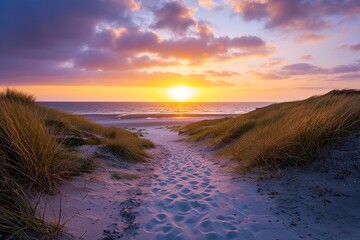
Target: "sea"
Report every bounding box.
[39,102,272,127]
[39,102,271,118]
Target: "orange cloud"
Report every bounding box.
[297,34,327,43]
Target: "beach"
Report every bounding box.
[43,114,360,240]
[3,0,360,238]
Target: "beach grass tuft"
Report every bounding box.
[180,89,360,172]
[0,88,154,238]
[0,100,75,193]
[0,88,36,104]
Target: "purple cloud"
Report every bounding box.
[350,44,360,51]
[299,54,313,61]
[0,0,138,55]
[331,63,360,74]
[297,34,327,43]
[257,60,360,80]
[115,29,160,52]
[152,1,196,34]
[228,0,360,31]
[282,63,326,75]
[332,74,360,81]
[0,0,271,86]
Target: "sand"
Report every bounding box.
[42,145,160,239]
[257,134,360,240]
[44,117,360,240]
[133,128,298,240]
[84,114,235,128]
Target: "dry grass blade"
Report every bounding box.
[179,89,360,172]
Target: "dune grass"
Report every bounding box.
[0,166,63,239]
[180,90,360,172]
[34,103,154,162]
[0,88,36,104]
[0,101,75,193]
[0,88,154,238]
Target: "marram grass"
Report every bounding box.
[180,90,360,172]
[0,88,154,238]
[0,101,75,193]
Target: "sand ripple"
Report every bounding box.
[133,129,298,240]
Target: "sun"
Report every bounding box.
[167,86,196,101]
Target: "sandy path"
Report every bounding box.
[131,128,299,240]
[47,125,360,240]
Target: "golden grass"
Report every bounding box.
[0,88,36,104]
[0,166,62,239]
[0,88,154,238]
[0,101,75,193]
[180,90,360,172]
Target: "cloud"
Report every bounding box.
[299,54,313,61]
[0,62,233,87]
[152,1,196,34]
[153,35,269,62]
[280,62,360,76]
[350,43,360,51]
[131,55,178,69]
[256,71,288,80]
[297,34,327,43]
[226,0,360,31]
[336,44,349,50]
[115,28,160,52]
[199,0,218,9]
[205,70,239,77]
[0,0,138,55]
[330,63,360,74]
[336,43,360,52]
[196,21,214,39]
[0,0,271,87]
[257,60,360,80]
[282,63,326,75]
[331,74,360,81]
[261,58,283,67]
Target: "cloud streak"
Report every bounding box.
[257,60,360,80]
[226,0,360,31]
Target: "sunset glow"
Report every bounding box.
[167,86,196,101]
[0,1,359,101]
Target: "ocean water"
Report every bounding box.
[39,102,272,118]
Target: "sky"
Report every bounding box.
[0,0,359,101]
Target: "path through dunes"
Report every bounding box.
[133,128,298,240]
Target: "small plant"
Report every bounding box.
[73,156,97,175]
[105,138,150,162]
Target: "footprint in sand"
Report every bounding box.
[133,129,299,240]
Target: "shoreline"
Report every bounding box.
[83,114,233,128]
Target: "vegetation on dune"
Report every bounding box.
[0,88,36,104]
[0,101,75,193]
[180,89,360,172]
[0,88,154,238]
